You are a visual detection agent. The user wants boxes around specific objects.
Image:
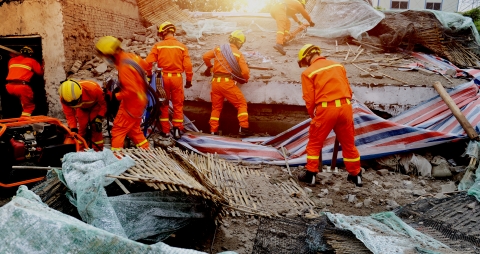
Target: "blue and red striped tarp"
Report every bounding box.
[178,70,480,166]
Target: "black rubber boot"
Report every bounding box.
[347,172,363,187]
[297,170,317,186]
[239,127,253,137]
[273,44,286,55]
[172,127,182,140]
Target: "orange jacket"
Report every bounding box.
[146,35,193,82]
[301,57,352,118]
[115,51,151,118]
[6,55,43,82]
[61,80,107,129]
[202,44,250,82]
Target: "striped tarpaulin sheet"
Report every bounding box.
[178,72,480,166]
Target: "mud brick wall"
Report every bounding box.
[62,0,144,71]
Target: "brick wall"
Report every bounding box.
[62,0,144,71]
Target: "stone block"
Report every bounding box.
[94,62,108,75]
[369,63,379,69]
[318,198,333,206]
[69,60,83,74]
[445,68,456,77]
[440,182,456,193]
[376,169,389,176]
[359,72,371,78]
[135,35,146,42]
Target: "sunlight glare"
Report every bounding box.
[239,0,269,12]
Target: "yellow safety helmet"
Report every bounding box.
[95,36,122,56]
[59,79,82,105]
[159,21,176,35]
[298,44,322,67]
[298,0,306,5]
[229,30,246,46]
[20,46,34,56]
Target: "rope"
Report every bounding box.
[213,44,246,84]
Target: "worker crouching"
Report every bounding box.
[270,0,315,55]
[59,79,107,151]
[95,36,151,150]
[297,44,362,187]
[146,21,193,140]
[5,46,44,118]
[202,30,252,136]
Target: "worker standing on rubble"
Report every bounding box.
[95,36,151,150]
[146,21,193,140]
[5,46,44,118]
[202,30,251,136]
[270,0,315,55]
[297,44,362,187]
[59,79,107,151]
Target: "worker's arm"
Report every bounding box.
[31,59,44,76]
[343,68,353,97]
[301,73,316,118]
[183,46,194,82]
[288,13,300,23]
[238,53,250,82]
[93,85,107,117]
[288,0,312,23]
[116,64,142,101]
[61,103,78,129]
[202,49,215,68]
[138,56,152,77]
[145,45,158,66]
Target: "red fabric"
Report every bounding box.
[61,80,107,151]
[111,110,149,150]
[301,57,352,118]
[158,74,184,133]
[146,35,193,82]
[209,78,248,133]
[6,55,43,82]
[6,84,34,116]
[305,103,360,175]
[202,44,250,82]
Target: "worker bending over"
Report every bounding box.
[270,0,315,55]
[297,44,362,187]
[146,21,193,140]
[59,79,107,151]
[5,46,44,118]
[202,30,251,136]
[95,36,151,150]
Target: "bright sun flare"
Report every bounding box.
[240,0,269,12]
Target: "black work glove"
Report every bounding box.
[185,80,192,89]
[91,116,103,132]
[70,127,78,133]
[203,66,212,77]
[309,21,315,27]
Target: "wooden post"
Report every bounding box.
[330,138,340,170]
[433,81,479,140]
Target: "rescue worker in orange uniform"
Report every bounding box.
[270,0,315,55]
[5,46,44,118]
[297,44,362,187]
[95,36,151,150]
[202,30,251,136]
[146,21,193,140]
[59,79,107,151]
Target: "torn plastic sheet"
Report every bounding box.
[325,212,451,254]
[0,186,206,254]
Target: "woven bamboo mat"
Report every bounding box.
[114,148,318,218]
[137,0,195,25]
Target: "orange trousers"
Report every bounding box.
[209,78,249,133]
[270,4,290,45]
[111,109,149,150]
[6,84,35,117]
[159,73,184,134]
[305,99,360,175]
[76,108,104,151]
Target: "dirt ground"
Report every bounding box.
[181,16,466,89]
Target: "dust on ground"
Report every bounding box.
[183,16,465,88]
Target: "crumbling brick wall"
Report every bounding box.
[62,0,144,72]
